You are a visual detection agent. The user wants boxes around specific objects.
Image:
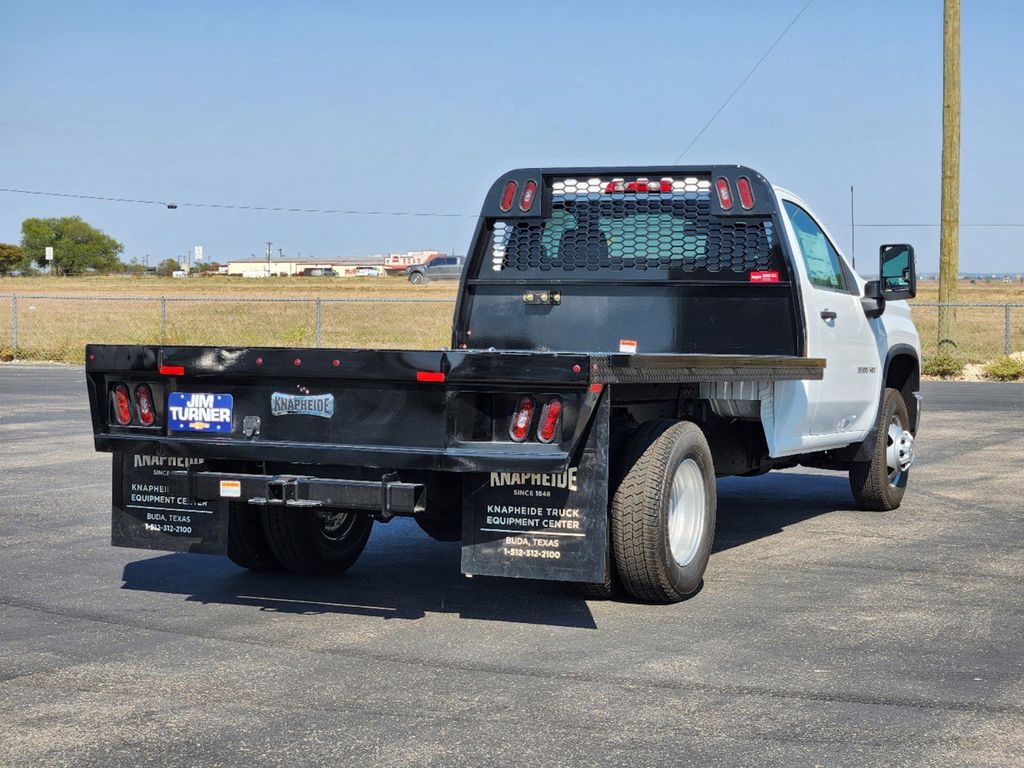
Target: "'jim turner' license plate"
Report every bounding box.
[168,392,233,433]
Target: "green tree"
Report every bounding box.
[0,242,27,275]
[122,256,148,276]
[155,258,181,277]
[20,216,124,276]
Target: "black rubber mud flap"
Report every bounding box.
[111,453,229,554]
[461,391,609,584]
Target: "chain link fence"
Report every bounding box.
[1,295,1022,364]
[1,295,456,363]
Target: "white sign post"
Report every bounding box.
[194,245,203,261]
[45,246,54,275]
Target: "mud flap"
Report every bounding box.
[461,391,609,584]
[112,453,229,554]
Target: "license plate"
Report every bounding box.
[168,392,234,433]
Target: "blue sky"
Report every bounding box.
[1,0,1021,273]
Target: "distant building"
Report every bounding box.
[224,259,386,278]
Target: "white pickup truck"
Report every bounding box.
[87,165,921,603]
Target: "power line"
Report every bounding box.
[674,0,815,163]
[847,223,1024,228]
[4,185,1024,228]
[0,187,477,218]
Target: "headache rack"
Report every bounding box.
[454,165,805,358]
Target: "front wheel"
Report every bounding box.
[849,387,915,511]
[611,420,716,603]
[408,271,424,285]
[262,507,373,575]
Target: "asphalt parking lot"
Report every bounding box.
[1,364,1022,767]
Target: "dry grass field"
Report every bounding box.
[1,275,1021,364]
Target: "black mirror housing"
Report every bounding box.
[861,280,886,318]
[879,244,916,301]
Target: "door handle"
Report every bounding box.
[820,310,838,320]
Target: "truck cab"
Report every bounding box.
[770,188,920,456]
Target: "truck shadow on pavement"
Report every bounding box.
[713,472,854,553]
[119,472,851,627]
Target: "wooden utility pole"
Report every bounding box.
[938,0,961,355]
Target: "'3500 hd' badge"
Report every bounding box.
[270,392,334,418]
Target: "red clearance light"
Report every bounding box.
[736,176,754,209]
[135,384,155,426]
[604,177,673,194]
[112,384,132,425]
[499,180,518,212]
[750,270,780,283]
[715,177,734,210]
[416,371,445,383]
[536,397,562,443]
[519,179,538,212]
[509,397,535,442]
[159,364,185,376]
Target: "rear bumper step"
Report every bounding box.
[169,470,426,517]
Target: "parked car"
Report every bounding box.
[406,256,464,284]
[355,266,385,277]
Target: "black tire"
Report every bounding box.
[611,420,717,603]
[416,475,462,541]
[416,516,462,542]
[408,271,425,285]
[227,503,281,571]
[261,507,373,575]
[850,387,913,511]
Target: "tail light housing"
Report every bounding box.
[536,397,562,443]
[519,179,538,212]
[135,384,156,426]
[499,180,518,212]
[111,384,132,425]
[736,176,755,209]
[715,177,734,210]
[509,397,535,442]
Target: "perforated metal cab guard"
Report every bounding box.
[488,174,774,275]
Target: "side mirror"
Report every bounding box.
[879,243,916,300]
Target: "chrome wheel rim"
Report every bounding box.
[317,510,356,541]
[885,414,915,488]
[668,458,706,567]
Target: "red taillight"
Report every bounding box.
[715,177,733,210]
[519,179,537,212]
[499,180,518,212]
[536,397,562,443]
[736,176,754,210]
[159,364,185,376]
[416,371,445,383]
[112,384,132,425]
[509,397,535,442]
[135,384,155,426]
